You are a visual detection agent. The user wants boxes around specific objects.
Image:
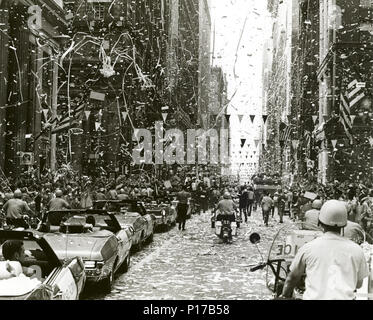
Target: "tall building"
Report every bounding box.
[198,0,211,129]
[290,0,320,185]
[208,66,229,176]
[265,0,373,186]
[262,0,297,183]
[316,0,373,184]
[0,0,67,180]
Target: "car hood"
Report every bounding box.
[43,230,114,261]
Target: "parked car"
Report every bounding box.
[37,209,132,293]
[93,200,154,251]
[143,200,177,232]
[0,230,86,300]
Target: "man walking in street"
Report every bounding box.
[277,190,286,224]
[261,191,273,227]
[176,185,191,231]
[239,186,249,223]
[247,187,255,216]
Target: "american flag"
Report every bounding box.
[339,79,365,143]
[51,104,85,134]
[279,121,292,143]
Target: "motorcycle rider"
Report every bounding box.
[3,189,33,229]
[216,192,237,223]
[281,200,368,300]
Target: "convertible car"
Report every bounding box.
[93,200,154,251]
[143,200,177,232]
[37,209,132,293]
[0,230,86,300]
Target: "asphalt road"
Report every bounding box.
[83,208,294,300]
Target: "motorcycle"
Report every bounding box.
[214,212,238,244]
[211,209,240,229]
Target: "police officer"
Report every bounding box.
[3,190,33,228]
[48,190,70,211]
[281,200,369,300]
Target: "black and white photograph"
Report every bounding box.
[0,0,372,309]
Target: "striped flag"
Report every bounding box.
[51,104,85,134]
[338,78,365,143]
[279,122,292,143]
[347,79,365,109]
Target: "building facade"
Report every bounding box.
[316,0,373,184]
[0,0,67,182]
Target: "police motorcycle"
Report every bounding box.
[249,221,373,300]
[211,209,239,244]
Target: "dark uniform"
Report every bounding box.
[176,189,191,231]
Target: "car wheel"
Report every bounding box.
[102,270,114,294]
[136,239,143,252]
[119,254,130,273]
[147,233,154,243]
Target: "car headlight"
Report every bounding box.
[84,261,96,269]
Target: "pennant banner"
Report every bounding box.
[162,113,168,122]
[250,115,255,123]
[312,115,318,124]
[225,114,231,123]
[84,110,91,120]
[42,109,49,120]
[238,115,244,123]
[240,139,246,148]
[262,115,268,124]
[254,139,260,148]
[331,139,338,148]
[350,115,356,125]
[122,111,128,122]
[95,122,101,131]
[292,140,299,150]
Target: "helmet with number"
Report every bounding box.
[319,200,347,227]
[312,199,323,210]
[55,190,63,197]
[13,189,23,199]
[223,192,231,199]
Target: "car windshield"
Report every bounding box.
[45,211,117,233]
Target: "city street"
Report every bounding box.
[83,210,293,300]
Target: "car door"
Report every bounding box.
[139,204,153,237]
[115,229,130,266]
[132,217,145,244]
[44,261,81,300]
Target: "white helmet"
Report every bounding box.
[13,189,23,199]
[312,199,323,210]
[319,200,347,227]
